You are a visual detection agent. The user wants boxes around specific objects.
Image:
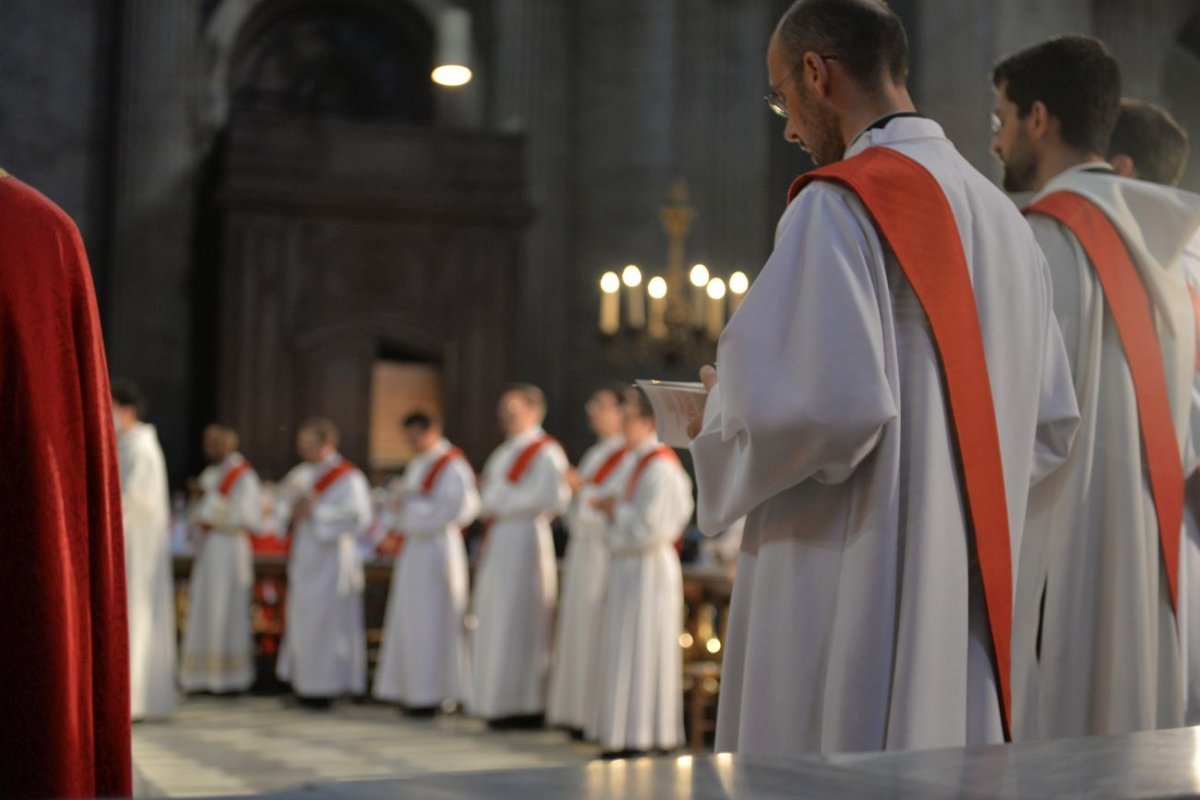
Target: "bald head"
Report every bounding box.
[774,0,908,93]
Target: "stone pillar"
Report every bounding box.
[105,0,200,485]
[1094,0,1196,105]
[489,0,574,432]
[0,0,111,287]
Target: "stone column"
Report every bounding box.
[489,0,574,428]
[105,0,200,485]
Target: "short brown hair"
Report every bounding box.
[625,386,655,421]
[205,423,240,451]
[992,35,1121,156]
[776,0,909,90]
[504,383,547,417]
[1108,98,1190,187]
[402,410,441,432]
[299,417,340,446]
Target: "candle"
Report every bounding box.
[599,271,620,335]
[647,276,668,340]
[729,270,749,315]
[689,264,710,328]
[623,264,645,329]
[706,277,727,341]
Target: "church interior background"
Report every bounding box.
[6,0,1200,795]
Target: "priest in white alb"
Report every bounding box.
[113,380,179,720]
[274,417,372,706]
[470,384,570,726]
[373,410,479,713]
[181,424,260,694]
[590,387,692,756]
[689,0,1079,755]
[1106,98,1200,727]
[993,39,1200,739]
[547,385,628,737]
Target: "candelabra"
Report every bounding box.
[597,181,749,363]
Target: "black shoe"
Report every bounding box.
[403,705,440,718]
[599,748,649,760]
[487,713,545,730]
[296,695,335,710]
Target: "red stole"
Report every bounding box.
[791,146,1015,740]
[1025,191,1185,613]
[422,447,466,495]
[624,445,684,554]
[218,460,253,497]
[624,445,679,501]
[480,435,559,541]
[507,435,558,483]
[589,444,629,486]
[313,459,356,497]
[200,460,255,535]
[381,446,467,556]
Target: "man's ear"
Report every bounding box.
[804,51,832,98]
[1110,153,1136,178]
[1027,100,1053,143]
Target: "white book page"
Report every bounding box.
[635,380,707,449]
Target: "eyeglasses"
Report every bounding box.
[765,55,838,118]
[990,113,1003,135]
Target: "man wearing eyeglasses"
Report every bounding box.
[993,37,1200,741]
[688,0,1079,755]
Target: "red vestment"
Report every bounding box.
[0,174,132,797]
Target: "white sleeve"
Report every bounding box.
[611,460,694,551]
[690,185,897,534]
[402,460,480,535]
[478,449,506,516]
[311,472,373,543]
[229,471,263,532]
[1028,242,1081,484]
[1182,238,1200,474]
[484,446,570,520]
[120,436,170,531]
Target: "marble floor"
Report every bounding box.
[131,695,597,798]
[204,726,1200,800]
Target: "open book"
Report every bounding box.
[635,379,707,449]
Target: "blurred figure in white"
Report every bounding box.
[547,384,628,738]
[180,423,260,694]
[373,410,480,714]
[274,417,372,708]
[112,379,178,720]
[590,387,693,756]
[471,384,570,727]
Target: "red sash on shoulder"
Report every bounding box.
[624,445,679,501]
[623,445,685,554]
[218,460,253,497]
[422,447,466,495]
[791,146,1015,740]
[507,435,558,484]
[313,459,356,496]
[1026,191,1184,613]
[200,460,255,535]
[589,445,629,486]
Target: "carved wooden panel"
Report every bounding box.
[218,112,529,478]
